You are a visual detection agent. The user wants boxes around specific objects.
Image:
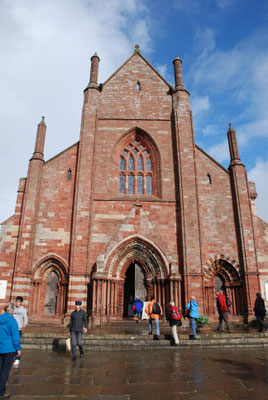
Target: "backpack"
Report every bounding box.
[184,309,191,319]
[152,302,161,315]
[172,309,182,321]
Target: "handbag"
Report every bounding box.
[66,338,71,351]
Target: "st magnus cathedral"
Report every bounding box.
[0,45,267,325]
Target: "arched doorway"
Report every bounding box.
[91,237,174,322]
[29,257,68,318]
[123,262,147,317]
[45,270,59,315]
[203,258,244,316]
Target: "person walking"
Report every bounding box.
[254,292,268,332]
[132,298,143,323]
[69,301,88,363]
[145,297,163,339]
[0,303,21,399]
[167,301,182,346]
[186,296,199,340]
[12,296,28,366]
[216,290,231,333]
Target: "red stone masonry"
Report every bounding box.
[0,47,267,322]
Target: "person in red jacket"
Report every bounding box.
[216,290,231,333]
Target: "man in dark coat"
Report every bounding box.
[254,292,268,332]
[69,301,88,362]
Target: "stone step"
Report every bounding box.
[21,332,268,351]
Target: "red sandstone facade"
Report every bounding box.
[0,46,267,325]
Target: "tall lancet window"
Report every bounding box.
[119,139,153,195]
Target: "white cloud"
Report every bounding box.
[216,0,235,9]
[192,96,210,117]
[248,159,268,223]
[205,139,229,163]
[0,0,150,223]
[202,124,219,136]
[190,30,268,137]
[156,63,168,79]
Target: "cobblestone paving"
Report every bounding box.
[6,348,268,399]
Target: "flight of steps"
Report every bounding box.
[21,320,268,351]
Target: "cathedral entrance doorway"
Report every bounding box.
[123,262,147,317]
[91,237,174,324]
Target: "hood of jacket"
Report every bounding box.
[0,312,13,325]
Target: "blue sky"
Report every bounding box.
[0,0,267,223]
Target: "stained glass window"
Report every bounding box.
[137,175,143,194]
[146,157,151,171]
[146,175,152,194]
[128,175,134,194]
[128,155,134,171]
[119,137,154,195]
[137,155,143,171]
[120,157,125,170]
[119,174,125,194]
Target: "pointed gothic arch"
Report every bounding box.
[90,236,178,322]
[202,255,245,316]
[114,127,162,197]
[29,256,68,318]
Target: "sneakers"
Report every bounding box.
[71,357,76,363]
[13,359,20,366]
[80,352,84,358]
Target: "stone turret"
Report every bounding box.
[31,116,46,161]
[227,123,243,167]
[87,52,100,90]
[173,55,184,91]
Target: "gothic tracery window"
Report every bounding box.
[119,139,153,195]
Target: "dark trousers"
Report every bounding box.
[0,352,16,396]
[257,315,268,332]
[218,312,231,332]
[71,331,83,358]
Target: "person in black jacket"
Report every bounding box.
[253,292,268,332]
[69,301,88,362]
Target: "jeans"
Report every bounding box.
[71,331,83,358]
[0,352,16,396]
[257,315,268,332]
[190,317,197,339]
[149,318,160,336]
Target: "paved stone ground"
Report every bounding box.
[6,347,268,400]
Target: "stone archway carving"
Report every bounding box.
[91,237,180,322]
[29,256,68,317]
[202,255,244,315]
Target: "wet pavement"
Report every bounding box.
[6,347,268,399]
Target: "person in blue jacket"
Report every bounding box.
[186,296,199,340]
[0,302,21,399]
[132,298,143,323]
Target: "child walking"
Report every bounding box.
[12,296,28,366]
